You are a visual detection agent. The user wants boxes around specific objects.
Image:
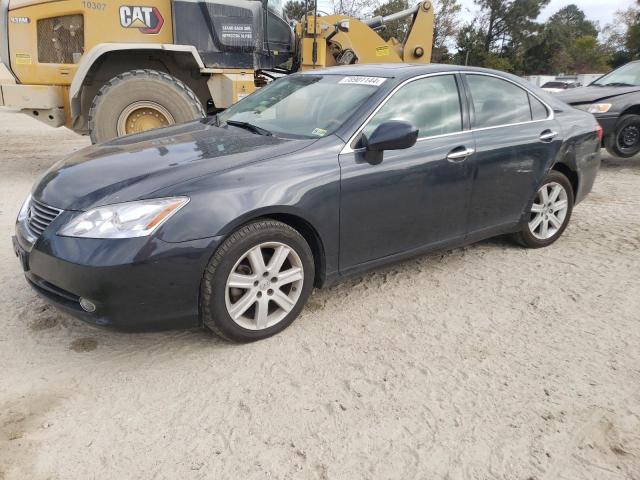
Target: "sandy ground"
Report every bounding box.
[0,108,639,480]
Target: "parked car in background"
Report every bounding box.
[556,60,640,158]
[542,80,581,93]
[13,64,601,342]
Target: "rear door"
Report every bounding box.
[462,73,562,236]
[338,73,476,270]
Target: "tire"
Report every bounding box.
[201,220,315,342]
[604,114,640,158]
[88,69,205,144]
[513,170,575,249]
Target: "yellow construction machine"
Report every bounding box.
[0,0,434,142]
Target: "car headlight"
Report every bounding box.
[17,193,32,222]
[58,197,189,239]
[575,103,612,113]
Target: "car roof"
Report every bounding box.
[297,63,512,81]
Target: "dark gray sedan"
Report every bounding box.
[13,64,601,342]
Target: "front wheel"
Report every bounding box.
[201,220,315,342]
[513,171,574,248]
[605,114,640,158]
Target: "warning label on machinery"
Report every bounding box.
[15,53,32,65]
[375,46,391,57]
[221,24,253,40]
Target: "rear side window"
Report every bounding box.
[467,75,532,128]
[529,94,549,121]
[362,74,463,139]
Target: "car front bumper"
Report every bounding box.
[13,216,222,331]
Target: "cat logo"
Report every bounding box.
[119,6,164,34]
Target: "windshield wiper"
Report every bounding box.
[225,120,272,136]
[600,82,636,87]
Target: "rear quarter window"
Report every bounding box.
[529,94,549,121]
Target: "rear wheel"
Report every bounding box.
[88,69,205,143]
[513,171,574,248]
[201,220,315,342]
[605,114,640,158]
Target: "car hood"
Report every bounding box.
[34,120,316,211]
[555,85,640,104]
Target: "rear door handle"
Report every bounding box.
[447,147,475,162]
[539,130,558,143]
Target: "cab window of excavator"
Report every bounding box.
[267,0,285,16]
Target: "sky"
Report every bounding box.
[316,0,636,27]
[456,0,633,28]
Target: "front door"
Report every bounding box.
[339,74,476,270]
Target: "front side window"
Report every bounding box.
[218,74,385,138]
[361,75,462,141]
[467,75,532,128]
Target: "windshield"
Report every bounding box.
[592,62,640,87]
[217,75,387,139]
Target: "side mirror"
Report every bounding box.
[365,120,418,153]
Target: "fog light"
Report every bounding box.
[79,298,96,313]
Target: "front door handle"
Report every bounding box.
[539,130,558,143]
[447,146,475,162]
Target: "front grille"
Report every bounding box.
[37,14,84,64]
[26,198,63,238]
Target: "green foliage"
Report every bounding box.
[454,0,548,73]
[568,36,608,73]
[284,0,307,22]
[454,1,620,75]
[373,0,410,42]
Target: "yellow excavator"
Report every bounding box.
[0,0,434,142]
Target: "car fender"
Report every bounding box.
[150,138,343,277]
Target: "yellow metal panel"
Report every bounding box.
[9,0,173,85]
[403,1,433,64]
[299,14,404,68]
[207,72,256,108]
[1,83,64,108]
[300,37,327,70]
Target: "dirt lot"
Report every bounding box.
[0,109,639,480]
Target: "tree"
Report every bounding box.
[454,22,488,66]
[546,4,597,39]
[432,0,462,62]
[284,0,307,21]
[567,36,608,73]
[373,0,410,42]
[473,0,549,54]
[602,5,640,67]
[329,0,377,17]
[454,0,549,73]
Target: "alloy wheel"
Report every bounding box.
[225,242,304,330]
[528,182,569,240]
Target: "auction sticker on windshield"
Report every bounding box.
[339,76,387,86]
